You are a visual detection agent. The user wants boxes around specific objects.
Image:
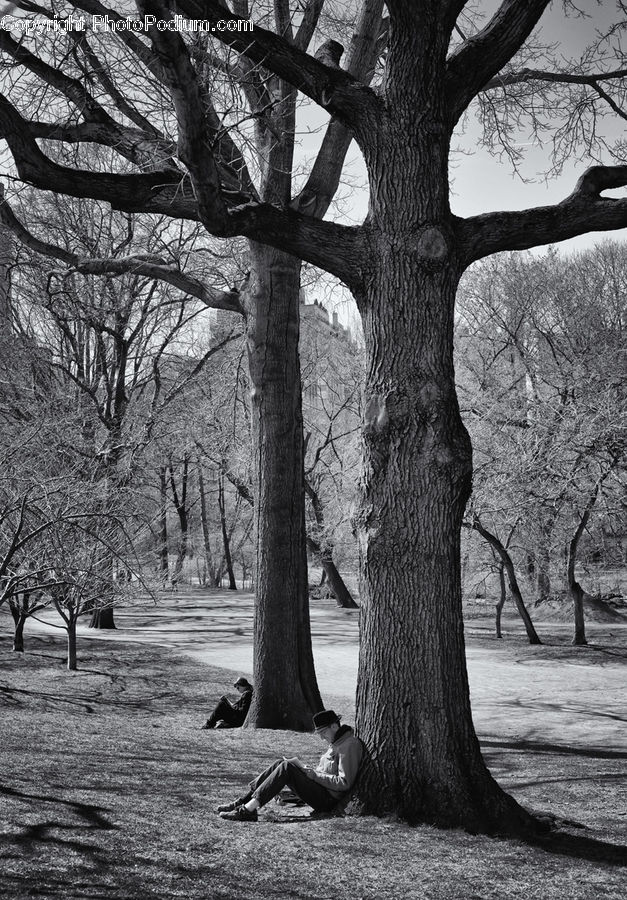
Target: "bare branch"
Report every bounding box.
[293,0,385,218]
[484,66,627,91]
[174,0,379,126]
[0,92,197,215]
[446,0,551,126]
[69,30,165,138]
[137,0,230,232]
[72,0,166,81]
[458,165,627,265]
[294,0,324,52]
[0,185,243,312]
[0,94,364,288]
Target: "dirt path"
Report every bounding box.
[22,589,627,753]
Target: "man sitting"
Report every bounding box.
[200,676,253,729]
[218,709,363,822]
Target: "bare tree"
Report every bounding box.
[458,244,626,644]
[5,0,627,830]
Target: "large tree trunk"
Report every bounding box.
[244,243,322,729]
[352,55,537,832]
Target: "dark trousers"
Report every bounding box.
[206,697,244,729]
[247,760,339,811]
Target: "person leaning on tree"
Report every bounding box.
[200,676,253,730]
[217,709,363,822]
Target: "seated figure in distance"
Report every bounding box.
[200,676,253,730]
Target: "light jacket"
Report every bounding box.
[308,725,363,798]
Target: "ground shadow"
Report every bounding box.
[481,738,627,760]
[529,828,627,866]
[0,782,117,858]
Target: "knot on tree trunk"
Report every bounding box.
[415,226,450,271]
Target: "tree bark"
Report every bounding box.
[10,601,27,652]
[496,562,506,640]
[159,464,170,584]
[307,535,358,609]
[168,454,190,587]
[354,239,536,826]
[244,242,322,729]
[218,469,237,590]
[352,47,538,831]
[567,486,601,647]
[67,618,78,671]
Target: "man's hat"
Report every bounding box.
[234,676,252,689]
[313,709,341,731]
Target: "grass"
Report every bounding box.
[1,624,626,899]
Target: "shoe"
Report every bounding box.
[220,805,258,822]
[217,793,252,813]
[216,799,240,813]
[200,722,212,730]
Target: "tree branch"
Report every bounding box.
[446,0,551,126]
[484,65,627,91]
[294,0,323,51]
[73,0,166,82]
[0,29,171,171]
[174,0,379,126]
[0,29,111,122]
[0,92,197,214]
[69,29,165,138]
[0,94,364,289]
[137,0,230,232]
[0,185,243,312]
[457,165,627,266]
[293,0,385,218]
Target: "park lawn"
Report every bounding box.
[0,632,625,900]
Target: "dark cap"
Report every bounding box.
[234,676,252,690]
[312,709,341,731]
